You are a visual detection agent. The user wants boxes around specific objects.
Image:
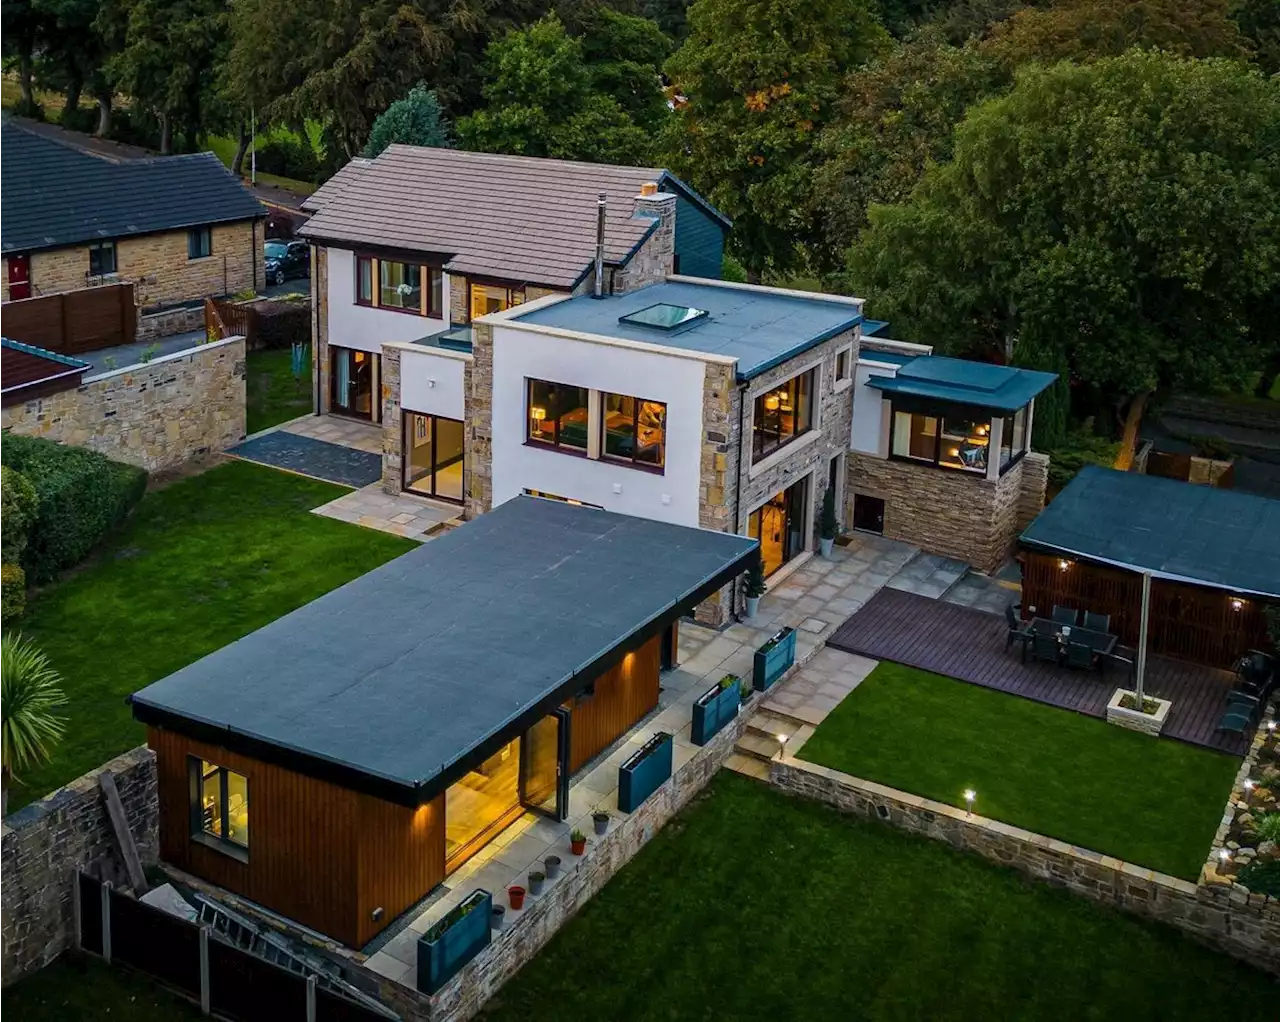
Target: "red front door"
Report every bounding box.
[7,254,31,300]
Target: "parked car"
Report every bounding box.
[264,240,309,285]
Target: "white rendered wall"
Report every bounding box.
[398,347,467,420]
[851,361,898,455]
[326,248,450,353]
[489,324,707,527]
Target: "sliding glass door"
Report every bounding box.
[402,413,465,503]
[330,347,375,420]
[519,707,570,821]
[747,476,809,576]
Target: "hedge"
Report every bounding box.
[0,435,148,582]
[2,465,38,564]
[1,564,25,624]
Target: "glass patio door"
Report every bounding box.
[331,347,374,420]
[519,707,570,821]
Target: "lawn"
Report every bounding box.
[797,663,1238,879]
[482,774,1265,1022]
[9,461,414,809]
[246,347,313,434]
[3,954,200,1022]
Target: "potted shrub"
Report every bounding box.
[592,810,610,836]
[544,854,561,879]
[491,904,505,932]
[570,828,587,855]
[743,559,767,619]
[528,870,545,896]
[507,885,526,911]
[819,486,838,558]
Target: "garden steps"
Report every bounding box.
[735,732,783,762]
[724,752,770,780]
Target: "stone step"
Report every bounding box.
[748,709,810,736]
[735,732,781,762]
[724,752,770,780]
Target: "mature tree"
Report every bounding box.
[2,0,56,114]
[811,33,1009,274]
[0,634,67,815]
[364,86,452,157]
[847,52,1280,457]
[29,0,109,126]
[664,0,889,278]
[571,4,672,131]
[1233,0,1280,73]
[458,15,654,164]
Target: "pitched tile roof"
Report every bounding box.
[2,121,265,255]
[298,145,726,289]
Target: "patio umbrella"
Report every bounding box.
[1134,570,1152,705]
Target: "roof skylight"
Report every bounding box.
[618,303,709,331]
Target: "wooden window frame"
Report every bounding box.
[188,755,249,862]
[355,255,375,306]
[599,391,667,475]
[356,254,442,317]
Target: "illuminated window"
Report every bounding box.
[527,379,590,452]
[190,758,249,853]
[752,368,815,462]
[601,392,666,469]
[471,283,514,320]
[380,260,422,311]
[890,405,999,474]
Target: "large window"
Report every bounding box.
[190,758,249,854]
[1001,406,1028,469]
[355,256,442,316]
[88,241,116,277]
[752,368,815,462]
[527,379,591,453]
[446,739,521,872]
[601,392,666,469]
[891,404,1024,475]
[187,227,212,260]
[403,413,464,502]
[471,283,513,320]
[939,415,989,473]
[380,260,422,311]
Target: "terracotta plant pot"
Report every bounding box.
[570,836,587,856]
[507,885,526,911]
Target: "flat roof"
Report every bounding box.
[1020,465,1280,598]
[1,337,90,398]
[511,281,862,381]
[866,355,1056,412]
[131,497,757,805]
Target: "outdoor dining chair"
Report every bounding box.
[1029,632,1061,665]
[1065,641,1097,672]
[1004,603,1032,653]
[1051,605,1079,626]
[1082,611,1111,633]
[1217,707,1252,734]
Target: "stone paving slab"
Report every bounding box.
[311,483,461,541]
[227,430,383,487]
[278,413,384,454]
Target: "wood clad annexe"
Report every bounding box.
[148,727,444,948]
[569,633,661,774]
[1021,551,1270,669]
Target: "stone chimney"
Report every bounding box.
[615,182,677,293]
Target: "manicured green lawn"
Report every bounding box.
[246,347,313,434]
[9,461,414,809]
[798,663,1238,879]
[3,954,201,1022]
[483,774,1264,1021]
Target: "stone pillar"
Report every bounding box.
[465,321,494,520]
[614,188,676,294]
[449,273,469,326]
[380,346,402,495]
[312,246,329,415]
[1016,451,1051,530]
[695,363,740,627]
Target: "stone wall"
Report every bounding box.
[770,756,1280,974]
[611,192,676,295]
[313,246,330,413]
[1,336,247,472]
[464,320,496,520]
[136,303,207,342]
[1015,452,1050,531]
[5,221,262,307]
[1,747,159,985]
[381,345,404,494]
[845,452,1025,572]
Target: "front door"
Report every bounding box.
[330,347,375,420]
[519,707,571,821]
[8,254,31,300]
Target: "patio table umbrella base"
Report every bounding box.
[1105,688,1172,736]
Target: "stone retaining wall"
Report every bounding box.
[137,303,205,341]
[1,747,159,985]
[0,336,246,472]
[770,756,1280,974]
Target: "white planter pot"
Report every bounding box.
[1104,688,1172,736]
[745,596,761,619]
[819,537,835,559]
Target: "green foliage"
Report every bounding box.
[1041,421,1120,491]
[0,435,148,583]
[570,5,672,132]
[1254,811,1280,844]
[570,827,587,843]
[1,633,68,784]
[364,85,451,157]
[720,252,748,282]
[458,14,659,164]
[743,557,767,597]
[1,564,27,625]
[848,51,1280,418]
[2,467,39,565]
[820,486,838,539]
[253,135,320,181]
[664,0,890,276]
[1233,0,1280,74]
[1237,858,1280,897]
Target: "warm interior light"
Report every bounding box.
[1058,559,1070,571]
[948,448,960,458]
[764,393,781,411]
[976,425,988,436]
[1229,598,1244,612]
[531,406,546,437]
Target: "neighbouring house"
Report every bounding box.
[0,337,91,406]
[1,120,266,314]
[129,496,755,947]
[297,145,730,423]
[847,342,1057,572]
[1020,465,1280,668]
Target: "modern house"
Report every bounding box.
[130,496,755,947]
[297,145,729,424]
[847,341,1057,571]
[1,120,266,309]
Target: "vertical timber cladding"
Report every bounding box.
[148,727,444,947]
[568,633,662,774]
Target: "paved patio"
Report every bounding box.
[226,430,383,487]
[277,413,383,455]
[311,484,462,541]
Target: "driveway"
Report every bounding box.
[263,275,310,299]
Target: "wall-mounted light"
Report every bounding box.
[1058,559,1070,572]
[1229,598,1244,612]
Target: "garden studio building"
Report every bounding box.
[130,496,755,947]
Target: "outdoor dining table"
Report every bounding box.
[1029,618,1118,666]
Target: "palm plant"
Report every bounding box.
[1,633,68,814]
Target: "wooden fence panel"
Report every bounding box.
[3,284,136,354]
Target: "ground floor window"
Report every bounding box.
[747,476,809,577]
[403,413,464,502]
[523,489,603,509]
[445,739,521,872]
[852,493,885,535]
[190,758,249,852]
[330,346,377,421]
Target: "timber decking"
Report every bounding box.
[827,588,1250,756]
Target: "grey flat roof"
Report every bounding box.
[1020,465,1280,598]
[867,355,1057,412]
[131,497,756,804]
[512,281,862,381]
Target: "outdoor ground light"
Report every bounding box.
[776,733,789,759]
[1218,848,1231,865]
[1243,779,1255,805]
[963,789,976,815]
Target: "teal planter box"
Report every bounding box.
[417,889,491,994]
[618,732,673,813]
[691,676,740,746]
[753,627,796,692]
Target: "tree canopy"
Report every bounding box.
[846,51,1280,430]
[364,85,452,156]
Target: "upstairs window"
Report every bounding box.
[356,256,374,305]
[187,227,212,260]
[752,368,815,462]
[601,393,667,469]
[380,260,422,311]
[835,348,851,382]
[190,757,249,853]
[88,241,117,277]
[890,405,996,475]
[527,379,591,453]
